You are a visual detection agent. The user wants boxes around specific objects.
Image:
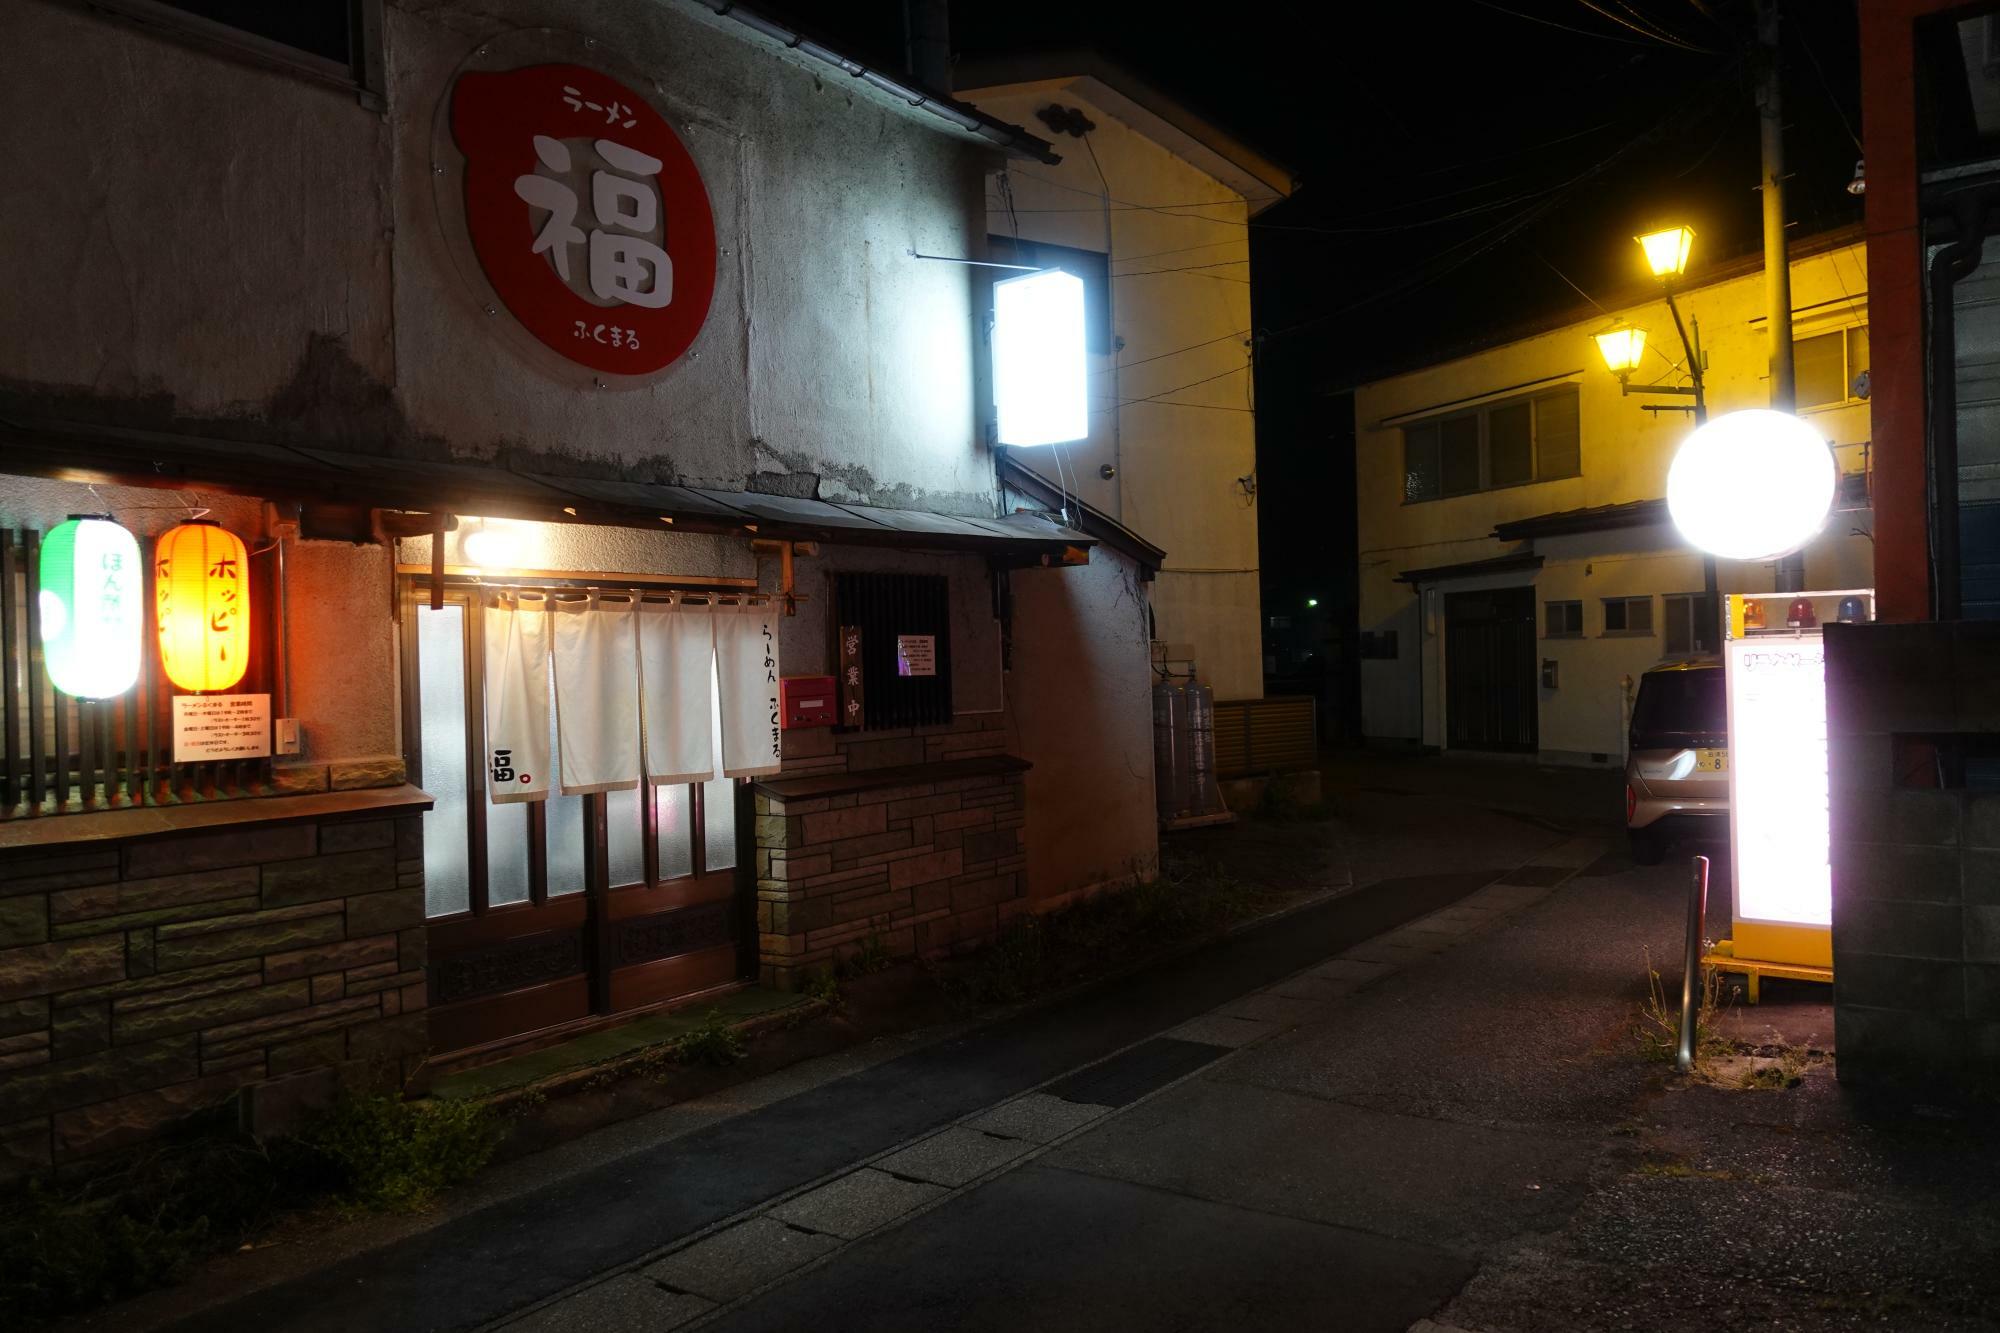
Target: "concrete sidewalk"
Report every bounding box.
[586,847,1998,1332]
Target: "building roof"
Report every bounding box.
[998,454,1167,575]
[0,417,1096,563]
[1491,499,1669,542]
[1491,472,1873,543]
[1332,224,1868,396]
[955,51,1297,214]
[1395,552,1543,585]
[690,1,1059,165]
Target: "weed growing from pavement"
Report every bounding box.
[0,1090,503,1328]
[1635,950,1735,1066]
[673,1008,747,1067]
[804,966,845,1013]
[846,931,893,976]
[940,851,1254,1007]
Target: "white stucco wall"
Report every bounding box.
[1007,554,1159,903]
[1,0,998,512]
[961,83,1264,703]
[1353,242,1874,761]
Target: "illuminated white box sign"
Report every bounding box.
[1725,636,1830,927]
[993,268,1087,446]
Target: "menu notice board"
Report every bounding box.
[173,693,273,763]
[895,634,936,677]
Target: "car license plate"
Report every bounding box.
[1695,748,1728,773]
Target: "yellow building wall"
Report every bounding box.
[1353,242,1872,760]
[962,85,1264,702]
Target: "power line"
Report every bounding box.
[1576,0,1715,51]
[1464,0,1657,46]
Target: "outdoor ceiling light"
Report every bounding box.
[993,268,1088,446]
[462,517,526,569]
[1595,325,1648,377]
[1666,409,1836,562]
[1636,225,1695,279]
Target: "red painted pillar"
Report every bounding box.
[1859,0,1945,623]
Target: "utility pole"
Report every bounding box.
[1759,0,1807,593]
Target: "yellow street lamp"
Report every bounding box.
[1595,325,1648,380]
[1636,225,1696,280]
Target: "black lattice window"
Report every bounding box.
[833,573,953,729]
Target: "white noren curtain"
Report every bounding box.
[715,599,783,779]
[638,598,717,784]
[551,594,641,795]
[482,590,551,804]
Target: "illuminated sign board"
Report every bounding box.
[1725,635,1830,929]
[993,268,1087,446]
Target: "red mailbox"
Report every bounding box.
[781,675,838,729]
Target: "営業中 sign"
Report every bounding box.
[896,634,936,678]
[173,693,272,762]
[450,62,717,377]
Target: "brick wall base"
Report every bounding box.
[0,791,430,1178]
[753,757,1028,989]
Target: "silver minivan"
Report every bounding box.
[1625,659,1728,864]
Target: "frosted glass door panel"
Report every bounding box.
[607,785,644,887]
[418,605,470,918]
[703,672,737,872]
[487,799,530,907]
[545,673,586,895]
[656,782,693,880]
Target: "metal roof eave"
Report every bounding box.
[0,417,1095,561]
[1395,552,1545,585]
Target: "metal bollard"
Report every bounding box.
[1677,854,1710,1073]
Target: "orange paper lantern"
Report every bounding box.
[155,521,250,691]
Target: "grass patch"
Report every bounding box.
[939,852,1253,1007]
[672,1008,747,1068]
[287,1092,502,1213]
[0,1089,502,1329]
[1254,781,1332,823]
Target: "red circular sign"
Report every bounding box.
[451,64,717,376]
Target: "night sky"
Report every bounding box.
[763,0,1864,720]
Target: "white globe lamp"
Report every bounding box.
[1666,409,1835,561]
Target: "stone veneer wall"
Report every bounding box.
[0,791,430,1178]
[1825,621,2000,1091]
[753,706,1027,989]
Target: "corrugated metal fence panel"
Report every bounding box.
[1212,696,1317,778]
[1212,707,1248,776]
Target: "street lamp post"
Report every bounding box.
[1596,225,1721,651]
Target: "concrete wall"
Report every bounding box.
[961,83,1263,702]
[1007,553,1160,905]
[2,0,996,511]
[1354,243,1874,759]
[1825,621,2000,1092]
[0,0,1017,780]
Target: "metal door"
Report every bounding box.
[1444,587,1538,753]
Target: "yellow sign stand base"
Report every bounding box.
[1703,937,1833,1005]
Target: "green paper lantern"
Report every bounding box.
[39,515,142,699]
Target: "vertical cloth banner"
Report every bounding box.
[551,594,641,794]
[715,598,783,778]
[483,590,551,803]
[637,598,717,784]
